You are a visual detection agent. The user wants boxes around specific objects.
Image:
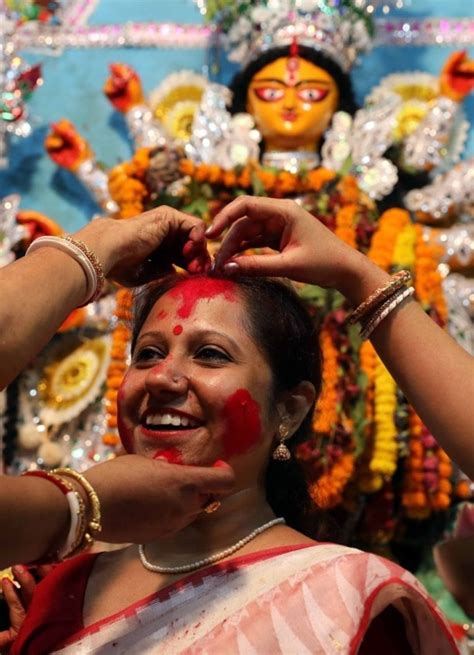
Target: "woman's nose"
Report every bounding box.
[144,360,189,397]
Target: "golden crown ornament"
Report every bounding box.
[195,0,374,72]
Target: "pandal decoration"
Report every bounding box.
[38,335,111,427]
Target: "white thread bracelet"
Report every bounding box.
[26,235,97,305]
[58,490,83,560]
[361,286,415,340]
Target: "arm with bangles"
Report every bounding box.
[336,249,474,479]
[208,196,474,478]
[0,207,209,390]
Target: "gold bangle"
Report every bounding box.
[53,468,102,536]
[346,270,411,325]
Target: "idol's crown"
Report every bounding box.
[197,0,373,72]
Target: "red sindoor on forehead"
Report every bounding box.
[221,389,262,458]
[169,277,237,319]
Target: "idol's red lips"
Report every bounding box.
[282,112,297,121]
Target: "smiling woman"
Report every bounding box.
[11,272,458,654]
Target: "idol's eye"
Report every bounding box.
[297,88,329,102]
[195,346,232,363]
[253,86,286,102]
[133,346,164,364]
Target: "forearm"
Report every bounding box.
[0,249,86,389]
[0,476,69,568]
[336,252,474,477]
[369,300,474,476]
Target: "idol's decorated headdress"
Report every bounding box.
[196,0,373,72]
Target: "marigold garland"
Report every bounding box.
[402,410,453,518]
[413,224,448,324]
[178,158,338,196]
[367,208,410,270]
[313,325,339,434]
[309,453,355,509]
[392,223,417,271]
[335,204,357,248]
[108,147,150,218]
[370,358,398,485]
[102,288,132,447]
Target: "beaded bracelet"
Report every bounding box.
[25,235,105,306]
[61,235,105,302]
[360,286,415,341]
[346,270,412,326]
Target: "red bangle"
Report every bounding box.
[22,470,71,496]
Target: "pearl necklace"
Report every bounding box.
[138,517,285,574]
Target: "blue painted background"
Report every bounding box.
[1,0,472,232]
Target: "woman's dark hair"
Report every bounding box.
[229,44,358,117]
[131,273,322,533]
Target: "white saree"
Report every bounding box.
[49,543,458,655]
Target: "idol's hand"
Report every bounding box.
[207,196,386,304]
[83,455,235,543]
[74,206,211,287]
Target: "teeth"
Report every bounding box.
[145,413,197,428]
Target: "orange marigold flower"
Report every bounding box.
[208,164,222,184]
[179,159,195,176]
[238,167,251,188]
[337,175,360,203]
[275,171,297,195]
[195,164,211,183]
[256,169,276,192]
[304,167,336,192]
[335,204,357,248]
[223,170,237,187]
[309,453,354,509]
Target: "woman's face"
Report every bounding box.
[246,56,339,151]
[118,278,279,486]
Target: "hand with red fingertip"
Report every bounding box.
[206,195,390,307]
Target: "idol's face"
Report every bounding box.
[117,278,279,486]
[246,56,339,151]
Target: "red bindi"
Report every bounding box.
[221,389,262,458]
[169,277,236,319]
[173,325,183,335]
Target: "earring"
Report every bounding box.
[273,422,291,461]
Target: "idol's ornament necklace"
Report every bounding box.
[139,517,285,574]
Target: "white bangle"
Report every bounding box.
[58,490,83,560]
[25,235,103,306]
[361,286,415,340]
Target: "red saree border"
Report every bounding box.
[349,576,460,654]
[61,541,316,648]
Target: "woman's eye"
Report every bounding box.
[297,88,329,103]
[133,347,164,363]
[195,346,231,363]
[254,87,285,102]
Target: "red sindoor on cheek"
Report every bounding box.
[153,447,183,464]
[221,389,262,458]
[117,383,134,453]
[169,277,237,319]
